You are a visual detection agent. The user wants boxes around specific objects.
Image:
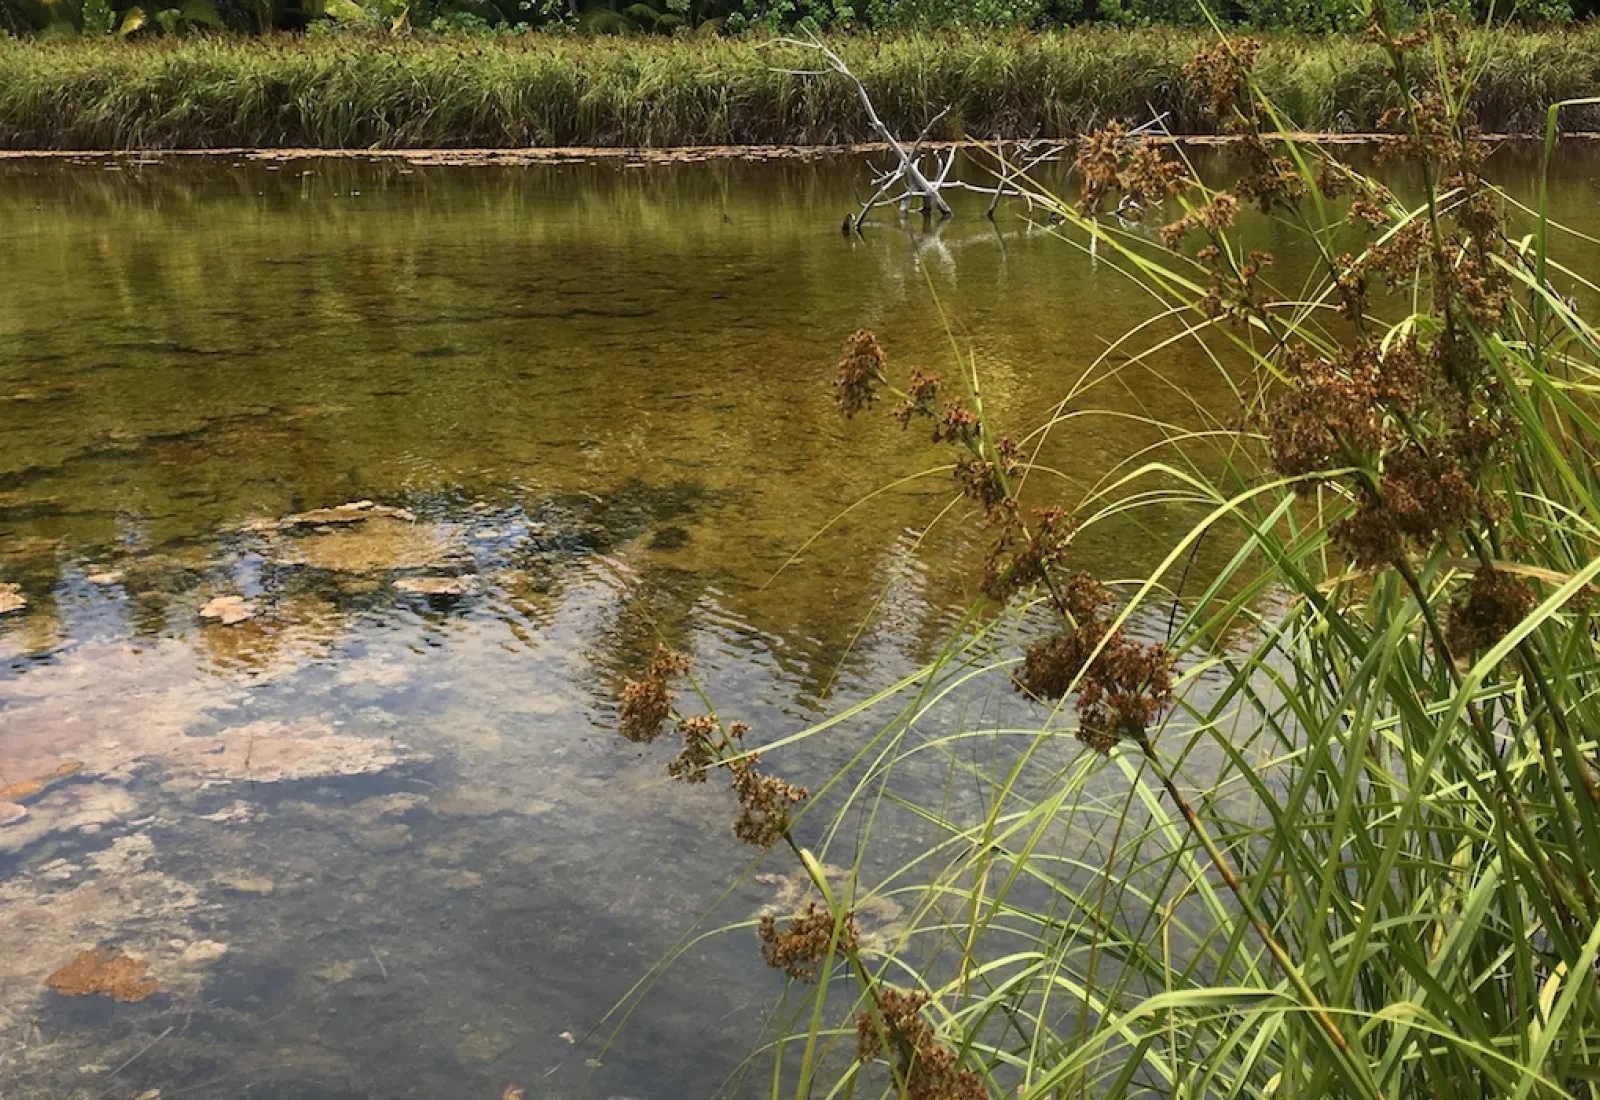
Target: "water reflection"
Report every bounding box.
[1,145,1598,1097]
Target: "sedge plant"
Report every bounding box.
[613,6,1600,1098]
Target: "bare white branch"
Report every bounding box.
[769,31,953,221]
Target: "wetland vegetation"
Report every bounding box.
[608,15,1600,1100]
[3,0,1600,1093]
[6,27,1600,148]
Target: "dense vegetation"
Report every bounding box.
[4,26,1600,147]
[1,0,1594,45]
[613,10,1600,1098]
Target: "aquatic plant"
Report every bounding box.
[615,4,1600,1097]
[6,26,1600,148]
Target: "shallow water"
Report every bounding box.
[0,146,1597,1099]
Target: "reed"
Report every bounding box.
[4,26,1600,148]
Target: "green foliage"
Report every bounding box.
[724,0,856,34]
[117,0,222,32]
[1232,0,1365,31]
[1097,0,1205,26]
[865,0,1058,29]
[81,0,115,31]
[2,0,1589,40]
[2,27,1599,148]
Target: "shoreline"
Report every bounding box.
[5,133,1600,162]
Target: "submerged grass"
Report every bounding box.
[611,8,1600,1100]
[5,26,1600,148]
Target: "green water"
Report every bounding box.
[0,148,1594,1098]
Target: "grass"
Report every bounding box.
[4,26,1600,148]
[608,12,1600,1100]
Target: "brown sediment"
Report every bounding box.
[1,835,210,999]
[44,948,159,1003]
[0,761,83,803]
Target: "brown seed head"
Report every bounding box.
[931,401,981,446]
[834,330,886,417]
[854,987,989,1100]
[1185,38,1260,119]
[668,712,720,783]
[1448,566,1535,656]
[893,370,943,428]
[756,902,859,983]
[729,756,807,848]
[619,644,691,743]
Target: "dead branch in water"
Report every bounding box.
[766,33,954,233]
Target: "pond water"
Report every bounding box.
[0,146,1597,1099]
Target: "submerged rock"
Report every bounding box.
[393,575,472,597]
[195,592,345,677]
[170,720,423,784]
[756,864,906,959]
[242,499,416,533]
[200,594,255,625]
[44,947,159,1003]
[0,782,138,854]
[268,514,465,574]
[648,525,691,551]
[0,582,25,615]
[214,871,275,895]
[0,641,422,848]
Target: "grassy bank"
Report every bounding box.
[4,27,1600,149]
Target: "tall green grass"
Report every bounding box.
[4,26,1600,148]
[612,11,1600,1100]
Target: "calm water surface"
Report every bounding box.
[0,148,1596,1099]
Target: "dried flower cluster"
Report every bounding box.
[619,644,691,743]
[729,755,808,847]
[618,648,807,848]
[834,329,887,417]
[892,369,942,427]
[1159,192,1238,250]
[1197,245,1274,324]
[1014,574,1175,753]
[1075,122,1187,217]
[756,902,859,982]
[1267,346,1507,571]
[1186,38,1260,118]
[980,505,1074,605]
[1184,39,1322,218]
[852,332,1062,595]
[1204,16,1523,579]
[667,712,720,782]
[832,332,1168,752]
[855,988,988,1100]
[1448,566,1535,656]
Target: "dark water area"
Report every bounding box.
[0,145,1597,1099]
